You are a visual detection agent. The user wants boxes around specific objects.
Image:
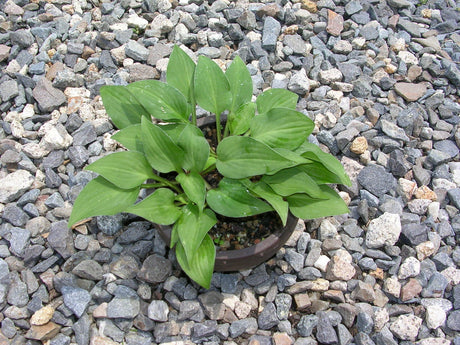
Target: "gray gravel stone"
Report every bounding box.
[137,254,172,283]
[148,300,169,321]
[33,78,67,113]
[358,165,396,196]
[61,286,91,318]
[125,40,149,62]
[262,17,281,52]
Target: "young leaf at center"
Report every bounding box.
[167,45,196,102]
[225,56,252,113]
[194,56,232,115]
[176,171,206,211]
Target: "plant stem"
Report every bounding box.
[140,183,164,189]
[223,118,230,138]
[191,92,197,126]
[216,112,222,143]
[201,163,216,176]
[149,174,182,194]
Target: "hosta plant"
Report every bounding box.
[68,46,351,288]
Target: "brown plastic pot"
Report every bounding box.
[157,212,298,272]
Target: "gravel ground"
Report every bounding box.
[1,0,460,344]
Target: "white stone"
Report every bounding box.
[366,213,401,249]
[433,178,456,190]
[398,51,418,65]
[234,301,251,319]
[416,338,450,345]
[150,14,174,37]
[352,37,366,49]
[314,255,330,272]
[408,199,431,215]
[398,257,421,280]
[425,305,446,329]
[319,68,343,84]
[416,241,436,261]
[21,104,35,119]
[22,143,49,159]
[127,11,148,30]
[0,170,34,203]
[10,120,25,138]
[384,276,401,298]
[374,308,389,332]
[40,124,73,150]
[390,314,422,341]
[147,300,169,321]
[441,267,460,285]
[222,294,239,310]
[427,201,440,220]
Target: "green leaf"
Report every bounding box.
[242,180,288,226]
[176,234,215,289]
[250,108,314,150]
[298,143,351,186]
[69,176,139,226]
[256,88,298,114]
[141,117,184,173]
[287,185,349,219]
[262,166,324,198]
[126,188,181,225]
[111,124,143,152]
[177,124,210,172]
[128,80,190,122]
[216,136,296,179]
[298,162,345,185]
[100,86,149,129]
[225,56,253,113]
[175,204,217,262]
[194,55,232,115]
[167,45,196,102]
[228,102,255,136]
[85,151,154,189]
[207,178,273,217]
[176,171,206,210]
[160,123,187,143]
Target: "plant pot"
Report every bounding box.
[157,212,298,272]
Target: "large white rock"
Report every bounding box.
[0,170,34,203]
[390,314,422,341]
[365,212,401,248]
[425,305,446,329]
[40,123,73,150]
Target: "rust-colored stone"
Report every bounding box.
[394,82,427,102]
[400,278,422,301]
[327,10,343,36]
[25,322,61,341]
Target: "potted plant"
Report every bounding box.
[68,46,351,288]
